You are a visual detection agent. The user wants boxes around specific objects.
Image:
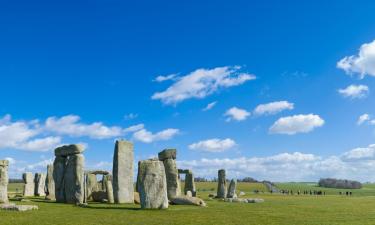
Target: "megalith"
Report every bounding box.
[179,169,196,197]
[53,156,67,202]
[158,149,181,199]
[45,164,55,200]
[22,172,34,197]
[112,140,134,204]
[86,173,98,201]
[138,159,168,209]
[0,160,9,203]
[217,169,227,198]
[34,173,46,197]
[105,180,114,204]
[227,179,237,198]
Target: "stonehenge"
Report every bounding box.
[217,169,227,198]
[34,173,46,197]
[112,140,134,204]
[158,149,181,199]
[22,172,34,197]
[179,169,196,197]
[105,180,114,204]
[53,144,85,204]
[227,179,237,198]
[170,196,206,207]
[0,160,9,203]
[138,158,168,209]
[45,164,55,200]
[85,170,112,202]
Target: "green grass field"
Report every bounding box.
[2,182,375,225]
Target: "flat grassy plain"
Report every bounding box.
[2,182,375,225]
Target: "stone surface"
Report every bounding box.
[224,198,264,203]
[217,169,227,198]
[112,140,134,204]
[134,192,140,204]
[85,170,110,175]
[186,191,193,197]
[0,160,9,203]
[171,196,206,207]
[184,171,196,197]
[45,165,55,200]
[55,144,85,157]
[0,203,38,211]
[105,180,114,204]
[158,149,176,161]
[86,173,98,201]
[162,158,181,199]
[91,191,107,202]
[64,154,85,204]
[227,179,237,198]
[53,156,67,203]
[34,173,46,197]
[138,159,168,209]
[22,172,34,197]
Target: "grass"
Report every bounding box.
[2,182,375,225]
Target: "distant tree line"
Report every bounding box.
[318,178,362,189]
[9,178,23,183]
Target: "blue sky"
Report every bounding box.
[1,0,375,181]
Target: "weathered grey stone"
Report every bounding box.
[55,144,85,157]
[217,169,227,198]
[184,172,196,197]
[134,192,140,204]
[45,165,55,200]
[86,173,98,201]
[138,159,168,209]
[162,158,181,199]
[53,156,67,203]
[85,170,110,175]
[22,172,34,197]
[0,203,38,211]
[0,160,9,203]
[227,179,237,198]
[64,154,85,204]
[186,190,192,197]
[158,149,176,161]
[105,180,114,204]
[112,140,134,204]
[171,196,206,207]
[34,173,46,197]
[178,169,191,174]
[91,191,107,202]
[101,174,112,192]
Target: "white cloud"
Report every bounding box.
[269,114,324,135]
[123,123,145,133]
[124,113,138,120]
[342,144,375,160]
[45,115,123,139]
[189,138,236,152]
[357,114,370,125]
[132,128,180,143]
[18,136,61,152]
[338,84,369,99]
[202,101,217,111]
[154,74,178,82]
[254,101,294,116]
[337,39,375,78]
[224,107,250,122]
[152,66,255,105]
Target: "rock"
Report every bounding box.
[85,170,110,175]
[45,165,55,200]
[0,203,38,211]
[158,149,176,161]
[22,172,34,197]
[138,159,168,209]
[86,173,98,201]
[53,156,67,203]
[227,179,237,198]
[171,196,206,207]
[112,140,134,204]
[64,154,85,204]
[55,144,85,157]
[246,198,264,203]
[184,171,196,197]
[0,160,9,203]
[34,173,46,197]
[216,169,227,198]
[91,191,107,202]
[178,169,191,174]
[105,180,114,204]
[20,199,31,202]
[186,191,193,197]
[239,191,245,196]
[159,152,181,199]
[134,192,140,204]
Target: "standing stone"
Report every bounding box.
[105,180,114,204]
[86,173,98,201]
[45,164,55,200]
[112,140,134,204]
[0,160,9,203]
[53,156,67,203]
[217,169,227,198]
[227,179,237,198]
[64,154,85,204]
[138,159,168,209]
[34,173,46,197]
[158,149,181,200]
[184,170,196,197]
[22,172,34,197]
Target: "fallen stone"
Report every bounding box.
[55,144,85,157]
[171,196,206,207]
[0,203,38,211]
